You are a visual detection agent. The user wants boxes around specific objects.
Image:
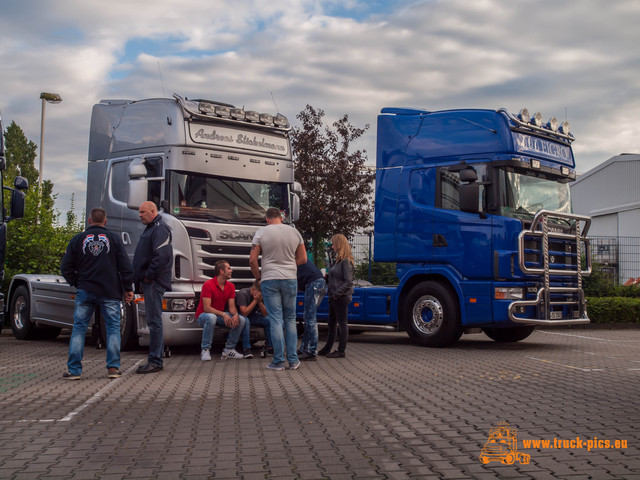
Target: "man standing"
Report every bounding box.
[133,201,173,374]
[236,280,272,357]
[196,260,246,360]
[250,208,307,371]
[61,208,134,380]
[297,259,328,361]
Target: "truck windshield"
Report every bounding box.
[499,169,571,220]
[168,171,289,224]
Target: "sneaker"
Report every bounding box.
[317,347,331,356]
[107,368,122,379]
[62,372,81,380]
[201,349,212,361]
[288,362,301,370]
[326,350,345,358]
[243,349,254,359]
[298,351,316,361]
[265,347,274,356]
[221,348,244,360]
[267,362,285,371]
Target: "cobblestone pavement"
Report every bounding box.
[0,326,639,479]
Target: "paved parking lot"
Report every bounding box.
[1,326,639,479]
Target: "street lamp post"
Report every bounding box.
[38,92,62,190]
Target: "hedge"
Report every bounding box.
[586,297,640,324]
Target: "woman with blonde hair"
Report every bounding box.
[318,234,354,358]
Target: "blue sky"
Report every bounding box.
[1,0,639,218]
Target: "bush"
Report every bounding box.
[586,297,640,324]
[354,261,398,286]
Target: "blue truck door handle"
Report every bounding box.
[433,234,448,247]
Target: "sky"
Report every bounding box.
[1,0,639,219]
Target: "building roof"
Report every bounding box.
[573,153,640,185]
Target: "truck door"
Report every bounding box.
[430,162,493,324]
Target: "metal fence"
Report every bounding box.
[348,233,640,286]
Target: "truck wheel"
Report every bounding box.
[405,281,462,347]
[99,300,139,351]
[483,326,535,343]
[10,285,35,340]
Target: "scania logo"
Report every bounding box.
[218,230,255,241]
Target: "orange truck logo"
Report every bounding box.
[480,422,531,465]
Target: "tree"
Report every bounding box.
[2,121,82,296]
[291,105,375,265]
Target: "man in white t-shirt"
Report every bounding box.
[249,208,307,371]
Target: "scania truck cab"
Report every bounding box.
[7,94,299,349]
[308,107,591,347]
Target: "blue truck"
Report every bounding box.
[306,107,591,347]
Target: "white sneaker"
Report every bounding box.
[221,348,244,360]
[201,349,211,361]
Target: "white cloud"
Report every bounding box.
[0,0,639,217]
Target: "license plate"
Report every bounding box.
[550,311,562,320]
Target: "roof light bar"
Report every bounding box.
[532,112,543,127]
[560,120,570,135]
[518,108,531,124]
[547,117,559,132]
[215,106,231,118]
[274,114,289,128]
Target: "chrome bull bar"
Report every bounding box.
[509,210,592,325]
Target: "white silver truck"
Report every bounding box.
[7,94,299,350]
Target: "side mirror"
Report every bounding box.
[292,181,302,195]
[459,183,480,214]
[459,167,478,183]
[127,179,148,210]
[291,193,300,222]
[9,189,25,220]
[14,176,29,190]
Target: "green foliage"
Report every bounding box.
[291,105,375,264]
[586,297,640,323]
[354,261,398,285]
[1,121,83,297]
[583,262,617,297]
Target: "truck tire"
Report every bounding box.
[99,300,139,351]
[405,281,462,347]
[483,326,535,343]
[10,285,35,340]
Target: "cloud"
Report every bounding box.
[1,0,639,217]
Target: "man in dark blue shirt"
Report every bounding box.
[297,259,327,360]
[133,201,173,374]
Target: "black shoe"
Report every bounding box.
[326,351,345,358]
[136,363,163,374]
[243,349,254,359]
[265,347,274,356]
[62,371,81,380]
[317,347,331,356]
[298,351,317,361]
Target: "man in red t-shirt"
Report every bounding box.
[196,260,247,360]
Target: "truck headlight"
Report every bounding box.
[164,298,197,311]
[494,287,524,300]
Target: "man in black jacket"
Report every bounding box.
[133,201,173,374]
[61,208,134,380]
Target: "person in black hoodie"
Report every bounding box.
[133,201,173,374]
[61,208,134,380]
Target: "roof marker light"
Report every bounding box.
[532,112,543,127]
[531,159,541,169]
[259,113,274,125]
[561,166,570,176]
[230,108,245,120]
[274,114,289,128]
[215,106,231,117]
[198,102,215,114]
[518,108,530,123]
[245,111,259,122]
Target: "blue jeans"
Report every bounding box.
[142,282,166,367]
[67,289,122,375]
[261,279,298,366]
[300,278,327,355]
[197,312,247,350]
[241,312,272,350]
